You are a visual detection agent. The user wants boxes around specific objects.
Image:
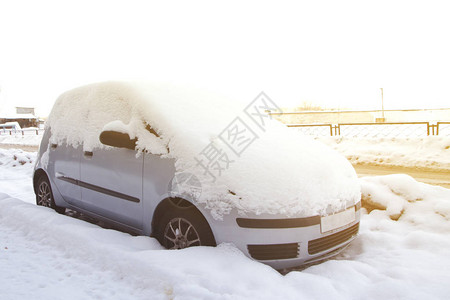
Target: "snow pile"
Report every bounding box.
[0,149,36,203]
[360,174,450,230]
[46,82,360,218]
[0,148,35,167]
[319,136,450,171]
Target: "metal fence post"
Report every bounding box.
[288,121,448,137]
[428,123,439,135]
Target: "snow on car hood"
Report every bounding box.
[47,81,361,219]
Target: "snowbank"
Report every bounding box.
[0,148,35,167]
[46,82,360,218]
[319,136,450,171]
[0,148,36,203]
[360,174,450,230]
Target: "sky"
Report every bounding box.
[1,0,450,117]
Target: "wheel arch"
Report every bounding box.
[151,197,216,245]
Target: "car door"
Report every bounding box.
[46,132,82,205]
[79,144,144,230]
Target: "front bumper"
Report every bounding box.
[201,202,361,269]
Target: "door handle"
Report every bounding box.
[84,151,93,158]
[51,143,58,150]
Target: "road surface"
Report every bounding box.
[354,164,450,189]
[0,144,39,152]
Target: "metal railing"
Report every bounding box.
[286,124,334,136]
[338,122,430,138]
[437,122,450,136]
[288,122,450,137]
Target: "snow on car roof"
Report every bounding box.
[46,81,360,218]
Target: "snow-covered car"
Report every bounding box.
[33,82,361,269]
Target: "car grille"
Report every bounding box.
[308,222,359,255]
[248,243,299,260]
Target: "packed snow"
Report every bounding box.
[1,148,450,299]
[44,81,361,218]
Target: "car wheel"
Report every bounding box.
[156,205,216,249]
[36,176,66,214]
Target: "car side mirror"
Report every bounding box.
[99,130,137,150]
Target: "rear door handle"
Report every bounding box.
[84,151,93,158]
[51,143,58,150]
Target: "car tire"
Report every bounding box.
[36,176,66,214]
[155,204,216,249]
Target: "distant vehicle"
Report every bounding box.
[33,82,361,269]
[0,121,21,132]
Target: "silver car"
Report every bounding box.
[33,82,361,269]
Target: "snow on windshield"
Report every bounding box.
[46,81,360,218]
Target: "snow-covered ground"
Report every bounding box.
[1,147,450,299]
[319,136,450,171]
[0,133,43,147]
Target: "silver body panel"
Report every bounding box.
[79,147,144,229]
